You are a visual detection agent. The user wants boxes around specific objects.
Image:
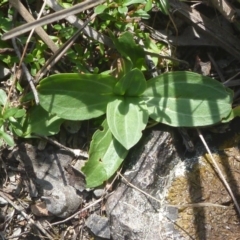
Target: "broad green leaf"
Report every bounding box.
[3,108,25,119]
[9,117,23,136]
[0,129,14,146]
[82,120,128,188]
[37,73,116,120]
[13,108,26,118]
[122,0,145,6]
[156,0,169,15]
[132,9,150,19]
[21,91,34,102]
[21,105,64,138]
[112,32,145,69]
[118,6,128,14]
[221,105,240,123]
[107,97,148,149]
[114,68,147,96]
[61,2,72,8]
[94,4,107,14]
[143,71,233,127]
[145,0,152,12]
[3,108,18,119]
[0,89,7,105]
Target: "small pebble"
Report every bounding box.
[93,189,105,198]
[0,197,8,205]
[86,213,110,239]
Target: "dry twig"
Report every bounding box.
[119,172,227,209]
[35,13,97,82]
[9,0,58,53]
[2,0,106,40]
[210,0,237,22]
[0,191,55,240]
[11,38,39,104]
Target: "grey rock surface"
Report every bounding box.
[106,121,240,239]
[93,188,105,198]
[0,196,8,205]
[0,64,10,81]
[13,143,83,218]
[85,213,110,239]
[106,126,185,240]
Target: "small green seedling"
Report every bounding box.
[0,89,26,146]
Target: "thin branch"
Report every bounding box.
[45,0,114,48]
[11,38,39,104]
[210,0,237,22]
[9,0,58,53]
[119,172,227,209]
[35,13,97,82]
[144,50,189,67]
[0,191,54,240]
[207,52,225,82]
[32,133,89,158]
[223,71,240,86]
[18,0,48,68]
[2,0,106,40]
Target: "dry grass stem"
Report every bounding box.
[197,128,240,216]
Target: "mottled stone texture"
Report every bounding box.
[106,126,185,240]
[106,123,240,240]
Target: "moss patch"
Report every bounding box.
[167,133,240,239]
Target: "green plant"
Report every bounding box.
[23,31,233,187]
[94,0,153,35]
[1,0,234,187]
[0,89,26,146]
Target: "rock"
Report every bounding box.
[93,188,105,198]
[106,126,184,239]
[13,143,84,218]
[85,213,110,239]
[0,197,8,205]
[42,184,81,218]
[0,65,10,81]
[106,122,240,239]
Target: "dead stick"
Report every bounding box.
[35,13,97,82]
[9,0,58,53]
[210,0,236,22]
[0,191,54,240]
[2,0,106,40]
[12,38,39,104]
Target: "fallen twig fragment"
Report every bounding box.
[2,0,106,40]
[9,0,58,53]
[169,0,240,60]
[32,133,89,158]
[0,191,55,240]
[35,13,97,83]
[11,38,39,104]
[210,0,237,22]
